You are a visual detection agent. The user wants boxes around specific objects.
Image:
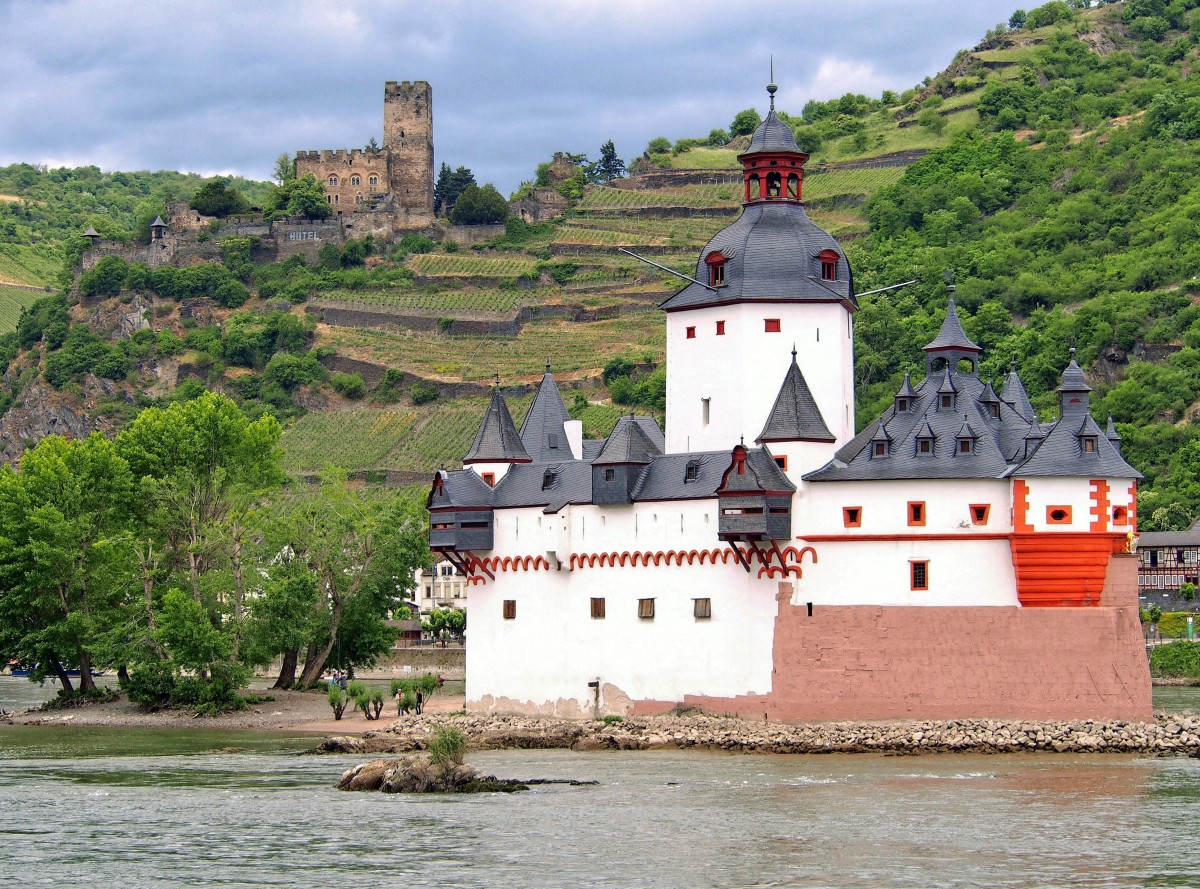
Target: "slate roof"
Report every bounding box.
[1001,363,1035,422]
[519,367,573,461]
[757,351,835,443]
[463,388,530,463]
[807,360,1141,482]
[925,297,980,352]
[593,415,663,465]
[427,468,494,509]
[490,461,594,514]
[718,446,797,494]
[632,451,728,501]
[744,109,802,154]
[660,202,854,312]
[150,216,167,228]
[1139,518,1200,548]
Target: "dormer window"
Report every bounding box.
[1081,436,1097,453]
[940,394,954,410]
[956,438,973,455]
[987,402,1000,419]
[548,433,559,450]
[896,397,910,413]
[873,440,888,457]
[604,468,615,482]
[819,249,839,282]
[705,252,727,288]
[916,436,934,456]
[685,461,700,483]
[542,470,555,490]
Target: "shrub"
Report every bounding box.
[327,686,348,720]
[80,256,129,298]
[428,725,467,766]
[411,381,438,404]
[600,714,624,725]
[437,317,454,334]
[396,233,436,255]
[125,661,178,711]
[214,279,250,309]
[1150,641,1200,678]
[646,137,671,155]
[263,352,326,390]
[331,372,366,399]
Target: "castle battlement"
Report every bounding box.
[295,148,387,163]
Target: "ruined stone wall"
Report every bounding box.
[383,80,435,227]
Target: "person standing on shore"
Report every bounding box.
[415,689,424,715]
[395,688,403,716]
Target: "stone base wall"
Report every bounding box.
[656,566,1151,723]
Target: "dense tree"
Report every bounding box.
[266,173,331,220]
[590,141,626,183]
[449,183,508,225]
[189,179,251,218]
[435,165,477,215]
[729,108,763,137]
[0,434,134,692]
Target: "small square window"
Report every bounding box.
[941,394,953,409]
[873,441,888,457]
[482,472,495,487]
[843,507,862,528]
[970,504,990,525]
[1047,505,1073,525]
[638,598,655,619]
[917,439,932,455]
[908,501,925,526]
[686,326,696,339]
[958,439,972,454]
[710,264,725,287]
[821,259,837,281]
[590,597,606,619]
[765,319,781,333]
[911,561,929,591]
[503,599,516,620]
[685,463,700,482]
[693,598,712,619]
[716,320,725,335]
[896,398,909,412]
[604,468,615,482]
[1082,437,1097,453]
[774,455,787,471]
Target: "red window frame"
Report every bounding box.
[765,319,781,333]
[910,560,929,591]
[1047,505,1073,525]
[843,506,862,528]
[969,504,991,525]
[686,326,696,339]
[716,320,725,335]
[908,501,926,527]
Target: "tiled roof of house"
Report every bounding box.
[744,109,802,154]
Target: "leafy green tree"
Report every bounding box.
[273,153,295,186]
[267,173,331,220]
[645,137,671,155]
[449,183,508,224]
[706,129,730,147]
[591,140,626,183]
[79,255,129,298]
[730,108,763,137]
[189,179,250,218]
[0,433,134,693]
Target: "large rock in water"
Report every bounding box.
[337,756,528,793]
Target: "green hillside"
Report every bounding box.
[7,0,1200,528]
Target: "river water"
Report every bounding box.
[3,679,1200,888]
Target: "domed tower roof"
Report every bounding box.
[661,78,852,314]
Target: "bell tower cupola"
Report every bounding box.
[737,76,807,205]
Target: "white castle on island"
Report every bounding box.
[426,85,1151,723]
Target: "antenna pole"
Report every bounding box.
[855,279,918,298]
[618,248,717,292]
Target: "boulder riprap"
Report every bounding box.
[317,711,1200,757]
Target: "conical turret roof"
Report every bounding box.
[1001,362,1035,422]
[519,364,572,461]
[925,297,980,353]
[757,350,835,443]
[464,387,530,464]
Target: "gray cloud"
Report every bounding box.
[0,0,1019,192]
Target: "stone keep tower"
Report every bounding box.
[384,80,435,227]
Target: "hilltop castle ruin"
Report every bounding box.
[295,80,436,232]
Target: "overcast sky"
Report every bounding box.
[0,0,1022,194]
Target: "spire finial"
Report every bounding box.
[1069,346,1076,361]
[791,343,797,360]
[545,360,551,374]
[494,373,500,389]
[767,57,778,110]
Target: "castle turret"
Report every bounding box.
[463,383,530,486]
[661,79,855,453]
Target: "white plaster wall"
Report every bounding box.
[799,478,1013,536]
[466,460,516,484]
[665,301,854,454]
[1021,476,1093,532]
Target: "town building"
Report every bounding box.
[1137,519,1200,606]
[426,83,1152,723]
[415,559,469,614]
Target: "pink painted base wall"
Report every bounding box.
[654,557,1153,723]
